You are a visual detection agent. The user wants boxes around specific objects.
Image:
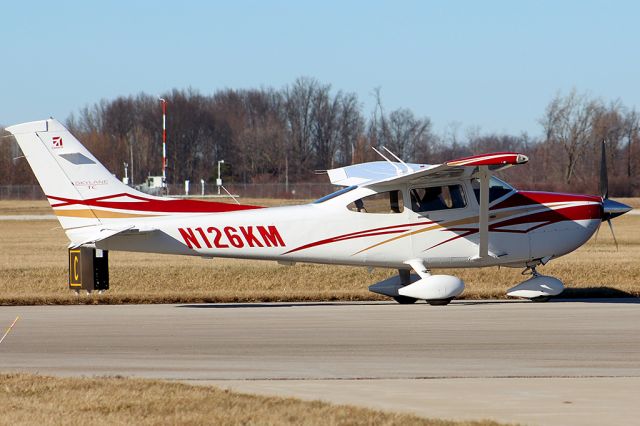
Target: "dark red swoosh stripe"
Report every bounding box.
[284,221,435,254]
[492,191,601,210]
[424,204,601,251]
[47,193,263,213]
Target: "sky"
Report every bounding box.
[1,0,639,137]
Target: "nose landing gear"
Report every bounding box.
[506,265,565,302]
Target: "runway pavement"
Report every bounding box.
[1,300,639,425]
[0,214,56,220]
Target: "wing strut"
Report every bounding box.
[477,165,490,259]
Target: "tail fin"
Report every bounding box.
[6,119,152,230]
[6,119,262,243]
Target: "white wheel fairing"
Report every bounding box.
[398,275,465,300]
[507,275,565,299]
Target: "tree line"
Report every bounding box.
[1,78,639,196]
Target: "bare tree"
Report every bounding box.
[623,109,639,179]
[310,84,340,169]
[368,88,433,162]
[336,92,363,166]
[540,90,601,184]
[5,78,638,197]
[284,77,319,179]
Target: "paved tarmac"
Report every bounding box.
[1,300,639,425]
[0,214,57,220]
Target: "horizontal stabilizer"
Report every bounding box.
[69,226,158,249]
[369,273,420,297]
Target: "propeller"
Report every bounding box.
[598,140,632,249]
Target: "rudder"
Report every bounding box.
[6,118,147,231]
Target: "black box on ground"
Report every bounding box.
[68,247,109,292]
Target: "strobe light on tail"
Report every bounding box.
[6,119,632,304]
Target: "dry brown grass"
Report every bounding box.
[0,200,54,215]
[0,373,504,426]
[617,197,640,209]
[0,200,638,304]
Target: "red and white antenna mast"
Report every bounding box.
[159,97,167,193]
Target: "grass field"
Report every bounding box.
[0,374,504,426]
[0,200,638,304]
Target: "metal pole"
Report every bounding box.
[217,160,224,195]
[159,98,167,193]
[478,166,490,259]
[123,162,129,185]
[129,140,134,185]
[285,155,289,193]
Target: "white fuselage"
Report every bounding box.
[95,183,601,270]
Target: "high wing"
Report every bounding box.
[328,151,529,262]
[327,152,529,187]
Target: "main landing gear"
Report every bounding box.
[369,261,465,306]
[391,295,454,306]
[392,295,418,305]
[392,269,418,304]
[371,261,566,305]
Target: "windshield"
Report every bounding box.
[313,185,357,204]
[471,176,515,204]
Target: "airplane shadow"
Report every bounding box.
[176,287,638,309]
[550,287,640,304]
[453,300,525,306]
[176,302,396,309]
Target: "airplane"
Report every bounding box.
[5,118,632,305]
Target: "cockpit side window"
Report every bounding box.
[410,185,467,212]
[348,190,404,214]
[471,177,514,204]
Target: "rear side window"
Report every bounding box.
[410,185,466,212]
[348,190,404,214]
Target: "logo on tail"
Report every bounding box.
[52,136,63,148]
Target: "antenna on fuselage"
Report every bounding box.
[372,146,403,175]
[382,146,413,174]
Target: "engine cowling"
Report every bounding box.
[506,275,564,299]
[398,275,465,300]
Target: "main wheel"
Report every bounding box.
[427,297,453,306]
[530,296,551,303]
[393,295,418,304]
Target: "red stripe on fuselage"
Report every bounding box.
[424,202,601,251]
[47,193,263,213]
[492,191,601,210]
[490,203,601,233]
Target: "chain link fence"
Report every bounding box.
[0,183,338,201]
[0,185,46,200]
